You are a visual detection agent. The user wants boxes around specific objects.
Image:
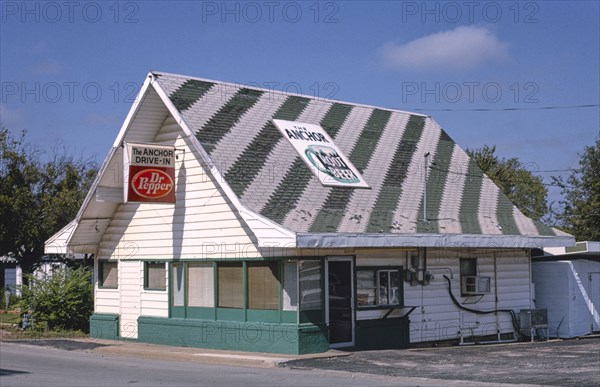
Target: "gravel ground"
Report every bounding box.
[285,338,600,386]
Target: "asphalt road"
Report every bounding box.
[287,338,600,387]
[0,341,493,387]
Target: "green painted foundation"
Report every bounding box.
[138,316,328,354]
[355,317,410,350]
[90,313,119,341]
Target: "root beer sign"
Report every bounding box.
[273,119,369,188]
[125,143,176,203]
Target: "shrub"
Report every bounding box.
[19,266,93,332]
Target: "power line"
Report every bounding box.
[428,165,576,188]
[410,104,600,112]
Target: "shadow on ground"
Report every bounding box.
[284,338,600,387]
[8,339,109,351]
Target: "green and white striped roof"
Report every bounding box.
[153,72,569,244]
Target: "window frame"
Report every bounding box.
[356,266,403,310]
[459,258,491,295]
[98,261,118,289]
[144,261,166,291]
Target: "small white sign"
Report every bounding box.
[273,119,370,188]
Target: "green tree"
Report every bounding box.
[553,137,600,240]
[0,128,97,273]
[466,145,549,221]
[19,266,93,331]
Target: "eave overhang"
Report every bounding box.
[297,232,576,249]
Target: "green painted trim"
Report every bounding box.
[281,310,297,324]
[458,158,484,234]
[98,261,118,289]
[225,95,310,196]
[137,316,329,354]
[247,309,280,323]
[171,306,185,319]
[278,261,283,323]
[243,261,247,321]
[366,115,426,233]
[169,79,215,111]
[143,261,167,291]
[187,307,216,320]
[90,313,119,341]
[216,308,245,322]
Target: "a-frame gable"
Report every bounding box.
[52,73,294,256]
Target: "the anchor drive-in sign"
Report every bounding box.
[124,143,176,203]
[273,119,370,188]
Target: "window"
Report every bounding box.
[145,262,166,290]
[188,263,214,307]
[172,263,185,306]
[247,262,279,310]
[283,261,298,311]
[299,260,322,311]
[357,268,403,308]
[460,258,477,277]
[460,258,490,295]
[99,261,118,289]
[217,263,243,308]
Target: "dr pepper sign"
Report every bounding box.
[124,143,176,203]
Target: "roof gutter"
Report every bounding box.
[296,233,575,249]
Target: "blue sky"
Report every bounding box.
[1,1,598,205]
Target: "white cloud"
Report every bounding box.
[380,26,509,72]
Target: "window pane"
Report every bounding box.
[460,258,477,276]
[247,262,278,310]
[299,260,322,311]
[378,271,389,304]
[172,264,184,306]
[283,261,298,311]
[101,262,118,288]
[146,262,166,290]
[357,270,376,306]
[188,263,214,307]
[218,263,243,308]
[389,270,400,305]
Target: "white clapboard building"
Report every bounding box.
[45,72,573,354]
[532,241,600,338]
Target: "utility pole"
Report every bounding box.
[423,152,430,222]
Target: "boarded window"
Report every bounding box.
[145,262,166,290]
[99,261,118,289]
[247,262,279,310]
[188,263,214,307]
[217,263,243,308]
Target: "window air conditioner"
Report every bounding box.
[461,276,491,295]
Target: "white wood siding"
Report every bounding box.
[98,116,262,261]
[95,115,266,336]
[356,249,533,343]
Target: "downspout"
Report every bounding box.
[494,252,500,341]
